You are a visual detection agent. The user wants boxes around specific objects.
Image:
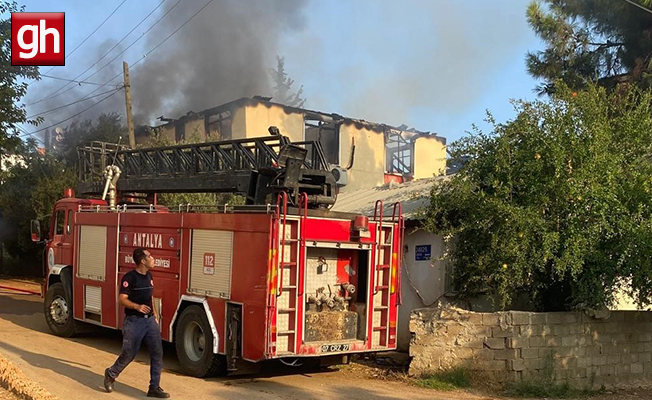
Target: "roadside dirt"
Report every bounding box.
[1,280,651,400]
[336,357,652,400]
[584,389,652,400]
[0,277,43,296]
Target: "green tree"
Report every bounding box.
[426,84,652,311]
[527,0,652,95]
[270,56,305,108]
[0,1,40,153]
[55,112,126,167]
[0,143,75,275]
[1,113,124,276]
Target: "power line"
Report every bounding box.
[75,73,122,102]
[137,0,214,63]
[65,0,211,105]
[29,0,174,106]
[26,86,123,119]
[38,1,128,77]
[79,0,184,84]
[20,90,122,137]
[15,125,44,144]
[16,124,33,136]
[29,0,167,104]
[40,74,107,86]
[623,0,652,14]
[35,68,122,109]
[63,0,128,62]
[21,0,213,134]
[25,76,106,106]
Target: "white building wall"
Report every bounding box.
[398,227,449,351]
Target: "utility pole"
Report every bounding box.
[123,61,136,148]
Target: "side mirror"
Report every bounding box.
[30,220,42,242]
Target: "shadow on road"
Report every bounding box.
[209,377,452,400]
[0,294,344,379]
[0,292,42,317]
[0,341,147,398]
[0,293,407,391]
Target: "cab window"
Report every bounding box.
[55,210,65,236]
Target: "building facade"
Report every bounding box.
[139,98,447,192]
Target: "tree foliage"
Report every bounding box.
[527,0,652,95]
[0,1,40,153]
[425,84,652,311]
[54,112,126,168]
[1,113,125,275]
[0,143,75,262]
[270,56,306,108]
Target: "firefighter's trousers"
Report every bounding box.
[107,314,163,390]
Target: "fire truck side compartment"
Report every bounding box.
[73,212,120,328]
[189,229,233,299]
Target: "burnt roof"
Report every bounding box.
[155,97,445,144]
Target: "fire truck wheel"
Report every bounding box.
[44,283,76,337]
[175,306,226,377]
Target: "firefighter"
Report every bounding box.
[103,248,170,398]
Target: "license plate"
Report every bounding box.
[321,343,350,353]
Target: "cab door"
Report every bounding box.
[51,207,75,266]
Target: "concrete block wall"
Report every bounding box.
[409,307,652,388]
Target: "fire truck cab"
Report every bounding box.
[33,134,404,376]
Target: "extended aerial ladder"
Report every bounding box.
[76,132,337,208]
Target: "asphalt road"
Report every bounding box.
[0,291,495,400]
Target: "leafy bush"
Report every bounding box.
[426,84,652,311]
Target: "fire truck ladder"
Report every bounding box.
[77,135,337,208]
[274,192,308,355]
[371,200,399,348]
[393,202,404,308]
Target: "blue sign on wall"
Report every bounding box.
[415,244,431,261]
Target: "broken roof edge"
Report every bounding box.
[152,97,445,144]
[332,174,452,221]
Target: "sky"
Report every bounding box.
[16,0,545,146]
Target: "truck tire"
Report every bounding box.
[175,306,226,377]
[44,283,76,337]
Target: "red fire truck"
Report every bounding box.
[32,134,403,376]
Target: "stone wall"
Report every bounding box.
[409,307,652,389]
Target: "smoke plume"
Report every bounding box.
[132,0,307,123]
[24,0,307,134]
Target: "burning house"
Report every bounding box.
[138,97,447,192]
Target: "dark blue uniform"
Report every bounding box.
[107,270,163,391]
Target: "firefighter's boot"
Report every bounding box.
[103,368,114,393]
[147,386,170,398]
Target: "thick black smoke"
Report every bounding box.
[132,0,307,123]
[24,0,307,133]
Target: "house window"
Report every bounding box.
[304,117,339,165]
[385,129,412,174]
[205,111,232,141]
[175,121,186,142]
